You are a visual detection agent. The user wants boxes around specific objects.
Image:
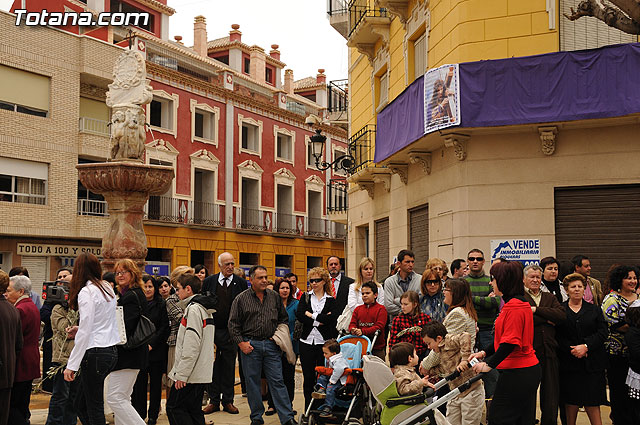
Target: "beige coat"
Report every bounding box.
[273,323,296,365]
[50,304,78,364]
[393,364,425,396]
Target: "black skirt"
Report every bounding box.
[559,369,607,407]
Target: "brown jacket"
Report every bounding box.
[0,297,22,389]
[523,290,565,359]
[51,304,79,364]
[420,332,480,394]
[393,365,425,396]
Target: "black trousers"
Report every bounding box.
[299,341,325,409]
[207,328,236,405]
[488,364,541,425]
[0,387,11,425]
[42,338,53,392]
[538,354,560,425]
[267,353,297,409]
[8,380,32,425]
[132,359,165,420]
[607,353,633,425]
[166,382,206,425]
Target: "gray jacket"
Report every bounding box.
[384,271,422,320]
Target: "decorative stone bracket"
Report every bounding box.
[442,134,469,161]
[388,163,409,184]
[357,181,375,198]
[377,0,411,23]
[538,126,558,156]
[408,151,431,174]
[371,169,392,192]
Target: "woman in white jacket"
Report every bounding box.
[347,257,385,312]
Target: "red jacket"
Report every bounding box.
[494,297,538,370]
[349,302,387,351]
[15,297,41,382]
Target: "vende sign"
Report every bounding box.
[490,239,540,266]
[17,243,102,257]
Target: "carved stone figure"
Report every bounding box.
[110,106,146,161]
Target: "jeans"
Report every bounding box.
[267,353,296,410]
[316,375,342,409]
[241,339,294,424]
[107,369,145,425]
[45,365,78,425]
[476,330,499,398]
[75,346,117,425]
[166,382,206,425]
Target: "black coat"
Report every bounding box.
[0,297,22,389]
[555,301,608,373]
[523,291,565,359]
[114,287,149,371]
[334,275,354,316]
[296,293,338,342]
[146,295,169,364]
[201,273,248,327]
[625,326,640,374]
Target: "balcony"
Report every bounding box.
[78,117,110,158]
[376,0,410,22]
[79,117,110,136]
[327,0,349,39]
[77,199,108,217]
[233,207,346,239]
[347,0,391,61]
[327,179,348,223]
[145,196,225,227]
[327,79,348,129]
[348,125,375,175]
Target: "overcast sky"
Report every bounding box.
[167,0,348,82]
[0,0,349,82]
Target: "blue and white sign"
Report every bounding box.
[275,267,291,278]
[144,262,170,277]
[490,239,540,266]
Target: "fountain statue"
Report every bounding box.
[77,49,174,271]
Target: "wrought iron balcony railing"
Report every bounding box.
[348,0,388,37]
[327,0,348,16]
[145,196,225,227]
[348,124,376,174]
[327,179,348,212]
[327,79,348,113]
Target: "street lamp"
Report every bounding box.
[310,128,356,173]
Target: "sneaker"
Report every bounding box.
[311,388,326,399]
[319,406,332,418]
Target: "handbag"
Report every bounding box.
[116,306,127,346]
[336,305,353,335]
[292,292,309,341]
[123,290,156,349]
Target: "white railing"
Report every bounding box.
[77,199,108,216]
[79,117,110,136]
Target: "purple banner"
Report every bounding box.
[375,43,640,163]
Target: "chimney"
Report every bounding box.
[269,44,280,61]
[316,68,326,84]
[284,69,294,94]
[193,15,207,57]
[249,45,266,83]
[174,35,183,45]
[229,24,241,43]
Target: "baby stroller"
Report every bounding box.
[362,355,483,425]
[299,333,379,425]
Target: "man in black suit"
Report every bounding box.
[327,256,353,316]
[201,252,248,415]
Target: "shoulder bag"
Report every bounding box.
[292,292,309,341]
[123,289,156,350]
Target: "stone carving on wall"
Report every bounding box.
[388,163,409,184]
[110,106,146,161]
[538,126,558,156]
[442,134,469,161]
[408,151,431,174]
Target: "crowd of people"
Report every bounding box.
[0,248,639,425]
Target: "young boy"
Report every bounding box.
[389,342,432,395]
[166,274,216,425]
[419,321,484,425]
[311,339,349,418]
[349,281,388,359]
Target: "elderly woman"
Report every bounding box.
[5,275,40,425]
[469,261,540,425]
[602,265,639,425]
[348,257,385,312]
[296,267,337,409]
[420,267,447,323]
[522,264,565,425]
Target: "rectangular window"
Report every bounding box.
[377,72,388,108]
[276,133,292,160]
[265,67,274,85]
[194,109,215,140]
[307,142,316,167]
[243,57,251,74]
[242,122,259,152]
[413,32,427,80]
[0,157,47,205]
[0,65,50,117]
[150,97,173,130]
[110,0,155,33]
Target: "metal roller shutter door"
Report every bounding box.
[20,256,48,304]
[375,218,389,282]
[554,184,640,282]
[409,205,429,275]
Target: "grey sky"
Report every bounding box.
[166,0,348,83]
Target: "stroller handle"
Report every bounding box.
[443,361,475,382]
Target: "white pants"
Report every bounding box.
[446,381,485,425]
[107,369,145,425]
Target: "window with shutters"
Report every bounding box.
[0,157,48,205]
[376,70,389,110]
[0,65,50,117]
[560,1,637,51]
[409,204,429,275]
[413,31,427,80]
[375,218,390,282]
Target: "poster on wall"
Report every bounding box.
[424,64,460,134]
[490,239,541,266]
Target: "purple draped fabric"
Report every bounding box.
[375,43,640,163]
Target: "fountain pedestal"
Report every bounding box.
[77,161,174,272]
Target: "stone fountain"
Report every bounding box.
[77,49,174,272]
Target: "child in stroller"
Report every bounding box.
[312,339,349,417]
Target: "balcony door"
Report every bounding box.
[307,189,323,235]
[194,168,216,224]
[148,159,173,220]
[276,184,293,233]
[241,177,260,228]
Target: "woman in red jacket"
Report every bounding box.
[469,261,541,425]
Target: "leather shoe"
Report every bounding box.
[283,419,298,425]
[222,403,239,414]
[202,404,219,414]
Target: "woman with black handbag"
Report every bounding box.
[107,259,150,425]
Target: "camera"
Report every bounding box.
[42,281,69,307]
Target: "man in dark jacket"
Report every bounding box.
[0,270,23,425]
[201,252,247,415]
[327,256,353,316]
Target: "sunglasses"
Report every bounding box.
[309,278,323,283]
[467,256,484,262]
[425,279,440,285]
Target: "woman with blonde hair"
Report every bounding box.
[105,259,148,425]
[420,268,448,323]
[425,258,447,281]
[347,257,385,312]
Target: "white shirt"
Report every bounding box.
[218,273,232,287]
[347,282,385,312]
[66,281,119,372]
[300,291,328,345]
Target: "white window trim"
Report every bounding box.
[403,4,430,85]
[238,114,263,158]
[190,149,220,204]
[273,125,295,165]
[145,138,178,196]
[305,175,326,219]
[190,99,220,146]
[273,167,296,214]
[332,145,348,177]
[237,159,264,209]
[146,89,179,137]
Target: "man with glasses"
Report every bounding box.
[465,248,501,399]
[384,249,421,324]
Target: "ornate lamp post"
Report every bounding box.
[309,129,357,174]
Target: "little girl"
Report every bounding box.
[625,299,640,423]
[389,291,431,360]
